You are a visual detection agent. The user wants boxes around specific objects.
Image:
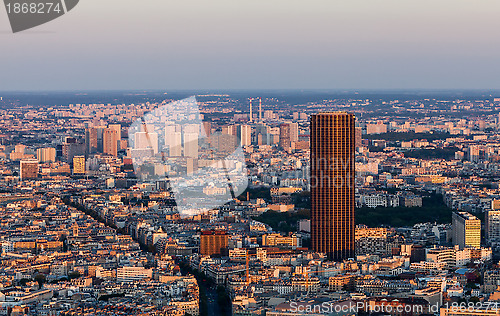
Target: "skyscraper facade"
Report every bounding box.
[85,126,104,155]
[238,124,252,147]
[452,211,481,249]
[486,210,500,245]
[62,142,85,163]
[73,156,86,174]
[289,122,299,143]
[279,123,291,150]
[108,124,122,142]
[20,160,39,180]
[279,122,298,150]
[36,147,56,163]
[310,112,355,261]
[103,128,118,156]
[199,230,229,256]
[222,125,237,136]
[469,145,480,162]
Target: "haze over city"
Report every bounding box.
[2,0,500,90]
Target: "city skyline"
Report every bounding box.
[3,0,500,313]
[0,91,500,315]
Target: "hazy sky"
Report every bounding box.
[1,0,500,91]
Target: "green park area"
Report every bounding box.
[253,193,453,231]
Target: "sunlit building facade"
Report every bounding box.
[310,112,355,261]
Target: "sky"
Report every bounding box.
[1,0,500,91]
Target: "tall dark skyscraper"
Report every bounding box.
[310,112,355,261]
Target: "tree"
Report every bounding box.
[34,273,46,287]
[19,278,30,286]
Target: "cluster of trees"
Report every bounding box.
[254,194,452,229]
[99,293,125,301]
[365,131,451,142]
[252,209,310,232]
[237,187,271,201]
[404,147,459,160]
[356,194,451,227]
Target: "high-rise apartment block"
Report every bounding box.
[108,124,122,142]
[238,124,252,147]
[279,124,291,149]
[486,210,500,245]
[103,129,118,156]
[85,126,103,155]
[469,145,480,162]
[20,160,39,180]
[452,211,481,249]
[36,147,56,163]
[62,142,85,163]
[10,144,28,161]
[73,156,86,174]
[199,230,228,256]
[279,122,299,150]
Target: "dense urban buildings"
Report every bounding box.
[1,91,500,315]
